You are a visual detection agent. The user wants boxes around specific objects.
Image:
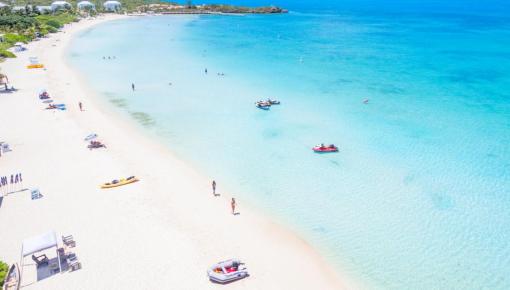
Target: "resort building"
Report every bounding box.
[50,1,71,11]
[77,1,95,10]
[103,0,121,12]
[12,6,29,13]
[36,5,53,14]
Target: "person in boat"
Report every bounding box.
[329,144,336,148]
[320,143,325,148]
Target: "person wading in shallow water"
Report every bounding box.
[131,83,135,91]
[212,180,216,196]
[231,198,236,215]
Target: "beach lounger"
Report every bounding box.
[32,254,49,266]
[68,260,81,271]
[62,235,76,247]
[31,189,42,200]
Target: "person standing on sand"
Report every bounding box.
[212,180,216,196]
[231,198,236,215]
[131,83,135,91]
[79,102,83,111]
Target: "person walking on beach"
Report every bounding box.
[79,102,83,111]
[231,198,236,215]
[131,83,135,91]
[212,180,216,196]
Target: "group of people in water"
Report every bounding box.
[212,180,237,215]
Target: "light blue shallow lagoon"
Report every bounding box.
[69,4,510,289]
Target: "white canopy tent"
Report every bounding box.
[20,231,61,283]
[103,0,121,11]
[50,0,71,11]
[22,231,58,257]
[77,0,95,10]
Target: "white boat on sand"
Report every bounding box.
[207,259,248,284]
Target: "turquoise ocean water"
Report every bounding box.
[69,4,510,289]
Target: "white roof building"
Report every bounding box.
[36,5,52,13]
[50,1,71,11]
[12,5,27,12]
[103,0,121,11]
[77,0,95,10]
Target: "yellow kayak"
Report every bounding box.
[101,176,139,189]
[27,64,44,69]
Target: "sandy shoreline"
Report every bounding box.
[0,14,358,289]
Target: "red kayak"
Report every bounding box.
[313,144,338,153]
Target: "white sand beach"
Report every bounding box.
[0,15,356,289]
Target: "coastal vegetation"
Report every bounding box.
[135,2,287,14]
[0,1,285,59]
[0,260,8,287]
[0,10,77,59]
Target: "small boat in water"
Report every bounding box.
[101,176,139,189]
[207,259,248,284]
[313,144,339,153]
[267,98,280,105]
[2,263,20,290]
[255,101,271,110]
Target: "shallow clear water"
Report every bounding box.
[69,8,510,289]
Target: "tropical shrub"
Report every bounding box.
[0,260,9,287]
[4,33,31,44]
[0,15,36,31]
[0,50,17,58]
[45,19,62,29]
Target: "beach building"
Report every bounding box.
[36,5,52,14]
[103,0,121,12]
[12,6,29,13]
[50,1,71,11]
[77,0,95,10]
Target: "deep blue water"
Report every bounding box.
[69,4,510,289]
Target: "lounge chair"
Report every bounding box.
[87,141,106,150]
[62,235,76,247]
[32,254,49,266]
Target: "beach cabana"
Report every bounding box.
[103,0,121,12]
[77,0,95,10]
[20,231,62,284]
[50,1,71,11]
